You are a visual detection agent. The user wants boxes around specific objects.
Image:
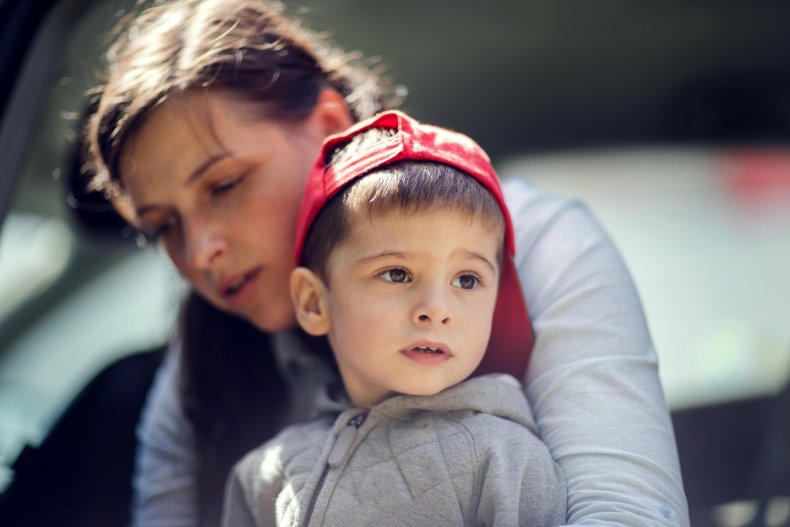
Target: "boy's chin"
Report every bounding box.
[399,381,459,398]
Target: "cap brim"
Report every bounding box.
[475,254,533,377]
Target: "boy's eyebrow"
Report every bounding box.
[460,249,498,274]
[356,249,498,274]
[355,251,409,264]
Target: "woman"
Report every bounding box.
[85,0,688,525]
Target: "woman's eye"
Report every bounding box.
[452,274,480,290]
[378,268,411,283]
[211,175,244,196]
[140,216,178,244]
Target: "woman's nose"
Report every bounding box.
[183,217,228,270]
[411,289,452,326]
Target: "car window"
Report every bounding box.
[0,0,179,490]
[501,148,790,409]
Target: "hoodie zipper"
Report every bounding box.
[302,412,368,526]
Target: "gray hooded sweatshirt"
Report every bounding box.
[222,374,566,527]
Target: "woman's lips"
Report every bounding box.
[221,268,261,307]
[400,342,453,366]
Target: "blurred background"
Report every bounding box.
[1,0,789,525]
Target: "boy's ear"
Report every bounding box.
[290,267,330,336]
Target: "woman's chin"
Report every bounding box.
[248,307,297,334]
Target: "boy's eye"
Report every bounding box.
[378,268,411,283]
[452,274,480,290]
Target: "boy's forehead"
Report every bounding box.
[354,202,501,226]
[344,204,506,254]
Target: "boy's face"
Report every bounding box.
[318,207,502,408]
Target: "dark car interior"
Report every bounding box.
[1,1,790,526]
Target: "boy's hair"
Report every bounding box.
[301,127,505,281]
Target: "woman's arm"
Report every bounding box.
[132,342,198,527]
[504,177,689,526]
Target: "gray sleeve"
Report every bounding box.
[131,341,198,527]
[503,178,689,526]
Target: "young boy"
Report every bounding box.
[221,111,566,527]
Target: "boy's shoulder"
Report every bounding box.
[237,415,335,475]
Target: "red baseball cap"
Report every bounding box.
[294,110,533,377]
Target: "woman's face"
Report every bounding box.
[118,90,352,332]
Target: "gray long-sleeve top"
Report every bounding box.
[222,374,566,527]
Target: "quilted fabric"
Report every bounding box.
[223,374,566,527]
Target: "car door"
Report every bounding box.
[0,1,176,525]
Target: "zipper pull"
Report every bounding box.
[327,412,367,468]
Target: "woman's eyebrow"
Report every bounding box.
[135,204,160,218]
[134,152,233,217]
[186,152,231,185]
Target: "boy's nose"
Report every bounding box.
[411,292,452,326]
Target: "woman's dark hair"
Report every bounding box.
[178,294,287,526]
[84,0,399,195]
[179,294,336,526]
[81,1,399,524]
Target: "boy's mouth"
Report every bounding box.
[401,343,453,365]
[412,345,444,354]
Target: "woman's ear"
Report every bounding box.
[290,267,331,336]
[311,88,354,137]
